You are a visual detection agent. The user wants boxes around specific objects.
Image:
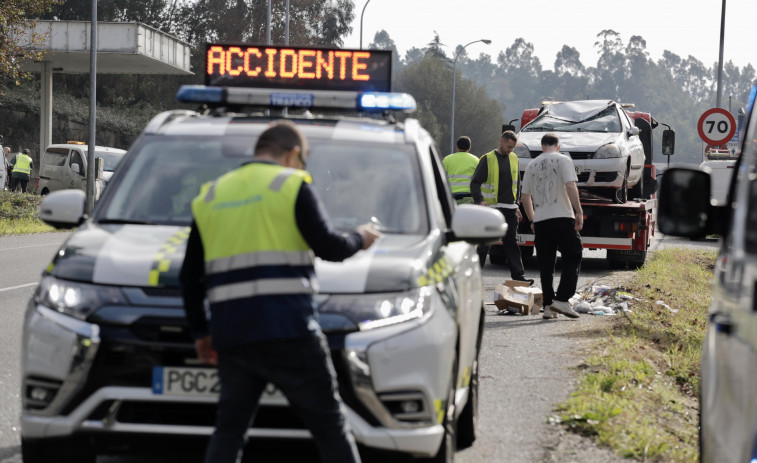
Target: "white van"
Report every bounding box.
[34,142,126,198]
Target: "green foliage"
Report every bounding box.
[554,248,716,462]
[0,191,59,235]
[394,54,503,154]
[0,0,62,94]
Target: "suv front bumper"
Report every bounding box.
[21,294,457,458]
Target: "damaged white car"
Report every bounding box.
[513,100,645,203]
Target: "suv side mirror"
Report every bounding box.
[662,129,675,156]
[627,126,640,137]
[449,204,507,244]
[38,189,86,229]
[658,167,713,238]
[71,162,82,175]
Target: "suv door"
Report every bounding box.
[69,149,86,191]
[39,147,70,194]
[701,104,757,463]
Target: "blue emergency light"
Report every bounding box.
[176,85,416,113]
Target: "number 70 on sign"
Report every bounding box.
[697,107,736,146]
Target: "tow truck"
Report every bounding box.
[489,102,675,268]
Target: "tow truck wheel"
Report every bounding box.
[520,245,534,260]
[22,438,96,463]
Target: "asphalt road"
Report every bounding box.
[0,230,716,463]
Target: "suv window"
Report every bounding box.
[98,134,429,234]
[525,105,622,133]
[744,124,757,253]
[44,148,69,166]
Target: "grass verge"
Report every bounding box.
[0,191,61,235]
[553,248,717,462]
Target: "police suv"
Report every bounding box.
[658,82,757,463]
[20,44,505,462]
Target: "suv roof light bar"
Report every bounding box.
[176,85,416,113]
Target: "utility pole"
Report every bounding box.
[716,0,726,108]
[86,0,97,214]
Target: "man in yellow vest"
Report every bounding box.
[443,136,479,204]
[180,121,379,463]
[470,131,533,284]
[10,148,34,193]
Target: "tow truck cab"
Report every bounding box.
[658,83,757,463]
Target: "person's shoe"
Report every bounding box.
[513,277,535,286]
[550,300,580,319]
[542,305,558,319]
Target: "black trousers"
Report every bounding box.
[534,217,583,305]
[477,208,525,279]
[10,176,28,193]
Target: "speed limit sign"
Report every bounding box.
[697,108,736,145]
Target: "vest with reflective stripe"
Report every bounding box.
[443,151,480,194]
[191,163,315,307]
[12,154,32,175]
[480,150,519,205]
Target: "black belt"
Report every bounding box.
[452,193,472,199]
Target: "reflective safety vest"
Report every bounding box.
[191,163,316,307]
[480,150,519,205]
[443,151,480,194]
[12,154,32,175]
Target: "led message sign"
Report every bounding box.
[205,44,392,92]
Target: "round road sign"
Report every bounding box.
[698,108,736,145]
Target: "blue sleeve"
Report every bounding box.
[295,182,364,262]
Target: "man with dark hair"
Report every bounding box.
[470,131,532,284]
[442,135,479,204]
[9,148,33,193]
[180,120,380,463]
[521,133,583,319]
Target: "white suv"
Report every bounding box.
[514,100,645,203]
[658,83,757,463]
[21,75,505,461]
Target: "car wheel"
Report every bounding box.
[457,311,484,449]
[419,356,458,463]
[615,167,629,204]
[22,438,96,463]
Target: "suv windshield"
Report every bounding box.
[98,135,428,234]
[523,105,621,133]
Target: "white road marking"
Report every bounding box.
[0,282,37,292]
[0,243,60,252]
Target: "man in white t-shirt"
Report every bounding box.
[521,133,583,319]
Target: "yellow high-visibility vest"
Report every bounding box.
[480,150,518,205]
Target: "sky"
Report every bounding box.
[342,0,757,71]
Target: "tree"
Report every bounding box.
[394,54,502,153]
[0,0,61,93]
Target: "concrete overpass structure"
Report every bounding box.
[14,21,193,154]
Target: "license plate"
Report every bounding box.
[152,366,283,400]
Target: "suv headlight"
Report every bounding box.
[320,287,433,331]
[513,142,531,159]
[36,276,127,320]
[594,143,621,159]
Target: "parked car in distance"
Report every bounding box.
[514,100,645,203]
[34,142,126,199]
[699,155,736,205]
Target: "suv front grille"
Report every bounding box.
[529,150,593,160]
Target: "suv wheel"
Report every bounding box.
[458,311,484,449]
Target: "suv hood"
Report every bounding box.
[517,131,619,151]
[47,223,439,293]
